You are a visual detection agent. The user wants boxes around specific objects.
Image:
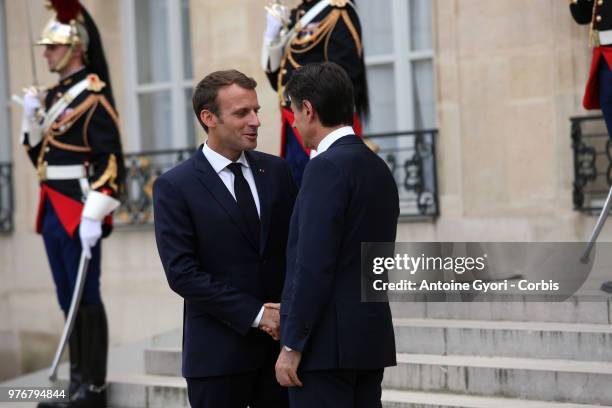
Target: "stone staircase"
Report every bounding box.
[3,296,612,407]
[122,296,612,407]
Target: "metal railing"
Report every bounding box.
[367,129,439,219]
[115,129,440,226]
[571,115,610,214]
[115,148,196,226]
[0,162,13,233]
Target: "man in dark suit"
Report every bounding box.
[153,70,296,408]
[275,62,398,407]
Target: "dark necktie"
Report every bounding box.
[227,162,260,247]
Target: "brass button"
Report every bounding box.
[599,0,604,5]
[597,15,603,22]
[45,147,50,153]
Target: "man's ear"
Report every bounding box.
[303,100,315,122]
[200,110,217,130]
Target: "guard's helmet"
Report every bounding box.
[37,0,114,104]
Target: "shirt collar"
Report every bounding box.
[202,142,250,174]
[314,126,355,155]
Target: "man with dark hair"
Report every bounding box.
[153,69,296,408]
[16,1,124,406]
[275,62,398,407]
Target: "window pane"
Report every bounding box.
[364,64,396,134]
[185,88,198,147]
[359,0,394,56]
[410,0,432,51]
[181,0,193,80]
[135,0,170,84]
[139,91,172,151]
[412,60,436,129]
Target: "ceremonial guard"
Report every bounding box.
[261,0,369,186]
[17,1,124,406]
[570,0,612,135]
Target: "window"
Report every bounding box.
[122,0,195,152]
[0,0,10,162]
[360,0,435,133]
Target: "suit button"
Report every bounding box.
[45,147,50,153]
[597,15,602,22]
[598,0,603,5]
[302,327,310,336]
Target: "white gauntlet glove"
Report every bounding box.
[264,11,283,42]
[79,217,102,259]
[19,91,43,146]
[261,9,289,72]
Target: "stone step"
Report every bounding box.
[390,296,612,324]
[106,374,604,408]
[394,318,612,361]
[106,373,188,408]
[144,319,612,377]
[144,347,182,377]
[106,374,606,408]
[381,389,605,408]
[383,353,612,406]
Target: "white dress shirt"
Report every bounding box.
[202,142,265,327]
[309,126,355,159]
[202,142,261,216]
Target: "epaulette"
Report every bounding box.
[86,73,106,92]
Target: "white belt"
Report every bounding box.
[600,30,612,46]
[45,165,87,180]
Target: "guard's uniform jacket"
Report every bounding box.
[570,0,612,109]
[265,0,367,118]
[24,69,122,238]
[262,0,368,185]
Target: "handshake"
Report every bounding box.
[258,302,282,341]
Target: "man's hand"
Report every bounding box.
[23,92,41,120]
[264,9,285,42]
[275,347,303,387]
[258,303,280,340]
[79,217,102,259]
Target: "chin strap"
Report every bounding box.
[52,43,77,72]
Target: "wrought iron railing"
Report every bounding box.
[115,129,439,225]
[0,162,13,233]
[366,129,439,219]
[571,115,610,214]
[115,148,196,225]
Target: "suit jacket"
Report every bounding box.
[153,147,296,378]
[281,135,398,371]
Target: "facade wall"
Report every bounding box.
[0,0,601,379]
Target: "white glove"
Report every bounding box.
[79,217,102,259]
[264,9,285,43]
[19,91,43,146]
[23,92,41,119]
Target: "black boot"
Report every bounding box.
[68,310,83,397]
[68,304,108,408]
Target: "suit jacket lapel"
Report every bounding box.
[192,148,258,251]
[246,151,270,255]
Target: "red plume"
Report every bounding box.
[49,0,82,24]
